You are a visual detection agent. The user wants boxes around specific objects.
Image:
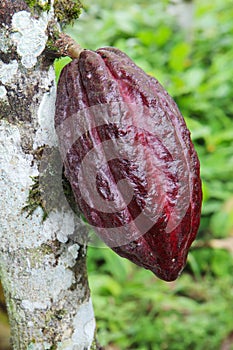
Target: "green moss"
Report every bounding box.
[90,338,103,350]
[46,38,60,55]
[49,346,57,350]
[24,0,83,25]
[22,146,80,221]
[22,175,48,221]
[24,0,51,12]
[54,0,83,26]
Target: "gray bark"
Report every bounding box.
[0,1,96,349]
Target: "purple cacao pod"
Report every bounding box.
[55,47,202,281]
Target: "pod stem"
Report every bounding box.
[55,33,84,59]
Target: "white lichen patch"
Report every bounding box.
[20,265,73,311]
[0,120,38,192]
[0,121,44,251]
[72,299,96,350]
[0,59,18,84]
[11,10,49,68]
[0,29,10,53]
[42,209,76,243]
[0,85,7,99]
[21,300,48,312]
[62,244,80,268]
[34,71,58,149]
[0,120,74,251]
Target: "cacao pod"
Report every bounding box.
[55,47,202,281]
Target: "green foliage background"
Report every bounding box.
[57,0,233,348]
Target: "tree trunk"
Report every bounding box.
[0,1,97,348]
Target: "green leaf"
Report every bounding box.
[169,42,191,71]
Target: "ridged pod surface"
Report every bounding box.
[55,47,202,281]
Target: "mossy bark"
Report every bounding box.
[0,1,99,348]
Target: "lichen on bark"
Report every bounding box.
[0,0,97,348]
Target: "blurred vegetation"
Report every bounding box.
[1,0,233,349]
